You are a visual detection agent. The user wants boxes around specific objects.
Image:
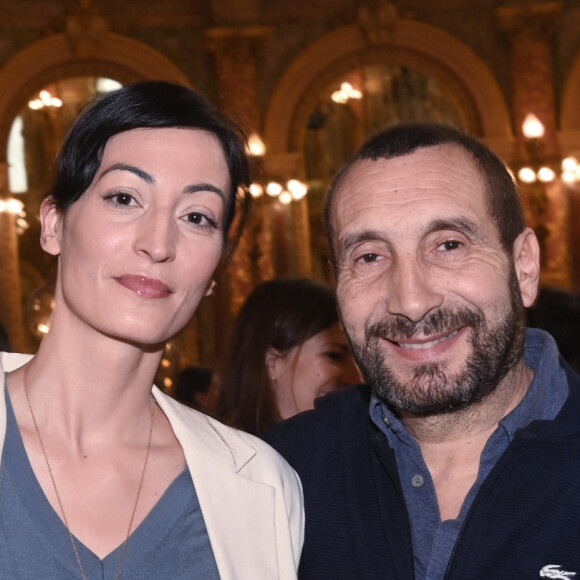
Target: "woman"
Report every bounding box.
[1,82,302,579]
[212,278,360,435]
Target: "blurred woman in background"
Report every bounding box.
[211,277,360,435]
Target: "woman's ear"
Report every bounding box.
[265,348,283,382]
[512,227,541,308]
[39,197,63,256]
[204,279,216,297]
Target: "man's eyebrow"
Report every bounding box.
[337,218,481,257]
[337,230,385,256]
[99,163,154,184]
[427,217,480,238]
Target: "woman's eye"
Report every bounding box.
[186,212,218,229]
[325,351,345,363]
[104,192,136,207]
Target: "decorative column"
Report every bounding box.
[255,197,275,282]
[264,151,313,277]
[205,26,271,317]
[497,1,570,288]
[497,2,560,159]
[0,162,26,352]
[291,199,313,276]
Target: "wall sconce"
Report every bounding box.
[247,133,266,157]
[522,113,545,139]
[0,197,28,234]
[0,197,24,214]
[259,179,308,204]
[246,132,309,204]
[331,82,363,104]
[561,157,580,184]
[28,90,62,110]
[516,113,580,185]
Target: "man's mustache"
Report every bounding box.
[365,307,484,342]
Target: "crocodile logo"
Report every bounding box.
[540,564,577,579]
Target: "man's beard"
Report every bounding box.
[349,269,527,416]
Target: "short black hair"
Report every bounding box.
[47,81,250,241]
[324,122,525,266]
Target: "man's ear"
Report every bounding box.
[39,197,63,256]
[512,227,541,308]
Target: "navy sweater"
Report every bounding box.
[265,361,580,580]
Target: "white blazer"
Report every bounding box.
[0,352,304,579]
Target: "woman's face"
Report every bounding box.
[269,323,361,420]
[41,127,230,346]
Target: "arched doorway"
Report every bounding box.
[264,21,512,158]
[262,20,513,283]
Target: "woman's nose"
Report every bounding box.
[134,211,176,263]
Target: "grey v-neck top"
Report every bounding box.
[0,385,220,579]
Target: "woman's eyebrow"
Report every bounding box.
[99,162,154,184]
[183,182,226,202]
[97,163,226,202]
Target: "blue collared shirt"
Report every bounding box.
[369,328,569,580]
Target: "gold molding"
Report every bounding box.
[0,32,190,159]
[263,21,513,158]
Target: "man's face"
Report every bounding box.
[331,144,538,416]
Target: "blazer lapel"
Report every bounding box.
[153,389,280,579]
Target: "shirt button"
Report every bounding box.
[382,415,391,427]
[412,475,424,488]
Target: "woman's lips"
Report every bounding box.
[115,275,172,299]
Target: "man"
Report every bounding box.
[264,123,580,579]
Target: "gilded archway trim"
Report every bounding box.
[264,21,513,155]
[0,32,190,159]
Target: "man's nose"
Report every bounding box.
[385,257,444,323]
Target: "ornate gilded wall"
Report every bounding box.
[0,0,579,374]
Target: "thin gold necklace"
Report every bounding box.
[22,362,155,580]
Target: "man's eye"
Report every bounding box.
[438,240,461,251]
[358,253,379,263]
